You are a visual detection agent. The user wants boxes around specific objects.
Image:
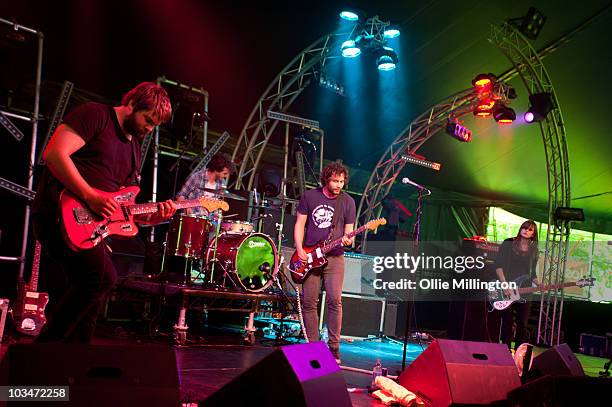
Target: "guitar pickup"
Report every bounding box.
[120,223,133,232]
[73,207,93,224]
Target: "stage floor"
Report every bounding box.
[1,324,609,406]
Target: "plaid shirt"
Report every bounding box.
[176,168,226,216]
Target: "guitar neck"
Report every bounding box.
[321,224,367,253]
[128,199,202,215]
[30,241,42,292]
[519,281,576,294]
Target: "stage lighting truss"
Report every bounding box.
[340,15,400,70]
[400,154,441,171]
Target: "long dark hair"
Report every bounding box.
[513,219,539,259]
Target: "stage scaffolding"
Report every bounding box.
[0,18,43,282]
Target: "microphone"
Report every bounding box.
[259,262,271,273]
[295,137,317,150]
[401,178,432,195]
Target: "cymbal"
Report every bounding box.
[249,204,282,209]
[200,188,247,201]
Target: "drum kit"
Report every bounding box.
[159,188,281,294]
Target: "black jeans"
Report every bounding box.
[500,301,530,350]
[35,228,118,343]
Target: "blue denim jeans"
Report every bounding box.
[302,255,344,352]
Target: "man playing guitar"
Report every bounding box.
[31,82,175,343]
[294,162,356,364]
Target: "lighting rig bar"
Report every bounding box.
[401,154,442,171]
[190,131,231,174]
[0,111,26,141]
[267,111,320,130]
[0,177,36,201]
[38,81,74,165]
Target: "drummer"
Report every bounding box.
[176,152,235,217]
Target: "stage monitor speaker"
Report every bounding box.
[398,339,521,407]
[529,343,585,378]
[0,343,180,406]
[508,375,610,406]
[203,341,351,407]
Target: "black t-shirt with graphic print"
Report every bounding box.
[297,187,356,256]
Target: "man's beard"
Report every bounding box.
[124,112,147,140]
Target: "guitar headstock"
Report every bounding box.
[576,277,596,288]
[366,218,387,231]
[198,197,230,212]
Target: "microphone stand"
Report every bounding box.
[401,187,427,370]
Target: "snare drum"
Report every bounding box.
[206,233,278,292]
[220,220,254,234]
[165,214,211,258]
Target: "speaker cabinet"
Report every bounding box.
[203,341,351,406]
[508,375,610,406]
[1,344,180,406]
[398,339,521,406]
[529,343,585,378]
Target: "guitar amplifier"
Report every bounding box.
[461,237,500,263]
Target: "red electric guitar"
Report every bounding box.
[60,185,228,251]
[288,218,386,284]
[13,241,49,336]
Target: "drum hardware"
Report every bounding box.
[220,220,254,234]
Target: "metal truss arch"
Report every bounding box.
[490,22,571,346]
[356,89,477,237]
[231,32,342,190]
[232,16,396,190]
[358,20,571,346]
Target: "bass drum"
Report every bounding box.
[206,233,278,292]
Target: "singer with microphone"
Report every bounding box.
[293,162,356,364]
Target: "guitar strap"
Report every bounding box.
[328,192,345,241]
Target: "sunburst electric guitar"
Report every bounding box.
[60,185,228,251]
[288,218,386,284]
[13,241,49,336]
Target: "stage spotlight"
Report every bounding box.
[493,104,516,124]
[376,47,398,71]
[341,40,361,57]
[520,7,546,40]
[339,10,360,21]
[473,99,495,117]
[524,92,554,123]
[383,25,400,38]
[472,73,496,89]
[446,121,472,142]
